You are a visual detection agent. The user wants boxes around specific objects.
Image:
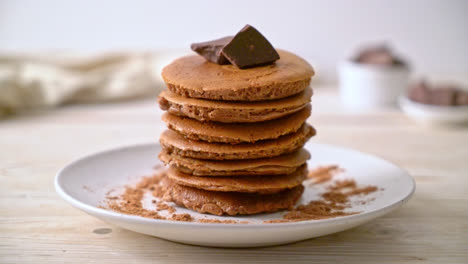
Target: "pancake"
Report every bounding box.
[166,165,307,194]
[159,149,310,176]
[161,49,314,101]
[160,124,316,160]
[161,104,311,144]
[167,182,304,216]
[157,87,312,123]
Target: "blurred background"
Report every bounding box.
[2,0,467,82]
[0,0,467,115]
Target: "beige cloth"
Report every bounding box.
[0,50,185,116]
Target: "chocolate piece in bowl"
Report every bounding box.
[430,87,457,106]
[354,45,406,66]
[408,80,468,106]
[408,80,431,103]
[456,90,468,105]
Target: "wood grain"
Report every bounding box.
[1,87,467,263]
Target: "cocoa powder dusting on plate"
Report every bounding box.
[156,201,176,213]
[106,184,165,220]
[103,165,379,224]
[104,170,177,221]
[197,219,249,224]
[168,213,193,222]
[308,165,344,184]
[265,171,379,223]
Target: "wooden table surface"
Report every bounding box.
[1,86,467,263]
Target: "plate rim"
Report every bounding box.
[55,142,416,228]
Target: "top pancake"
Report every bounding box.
[162,49,314,101]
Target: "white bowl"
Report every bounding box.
[399,95,468,125]
[338,61,410,108]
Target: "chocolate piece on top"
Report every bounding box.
[221,25,280,69]
[191,36,233,64]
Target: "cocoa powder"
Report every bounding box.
[264,172,379,223]
[198,219,249,224]
[104,166,379,224]
[307,165,344,184]
[104,170,184,221]
[107,184,165,220]
[169,213,192,222]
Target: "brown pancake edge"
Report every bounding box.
[161,104,311,144]
[166,164,307,194]
[168,182,305,216]
[158,148,310,176]
[157,87,312,123]
[161,49,314,102]
[159,124,316,160]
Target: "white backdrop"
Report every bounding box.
[1,0,467,82]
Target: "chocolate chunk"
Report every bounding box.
[221,25,280,69]
[455,90,468,105]
[354,45,406,66]
[409,80,430,103]
[430,87,457,105]
[191,36,233,64]
[409,80,468,106]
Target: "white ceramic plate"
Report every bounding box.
[399,95,468,125]
[55,142,415,247]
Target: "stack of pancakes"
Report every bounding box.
[157,50,315,216]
